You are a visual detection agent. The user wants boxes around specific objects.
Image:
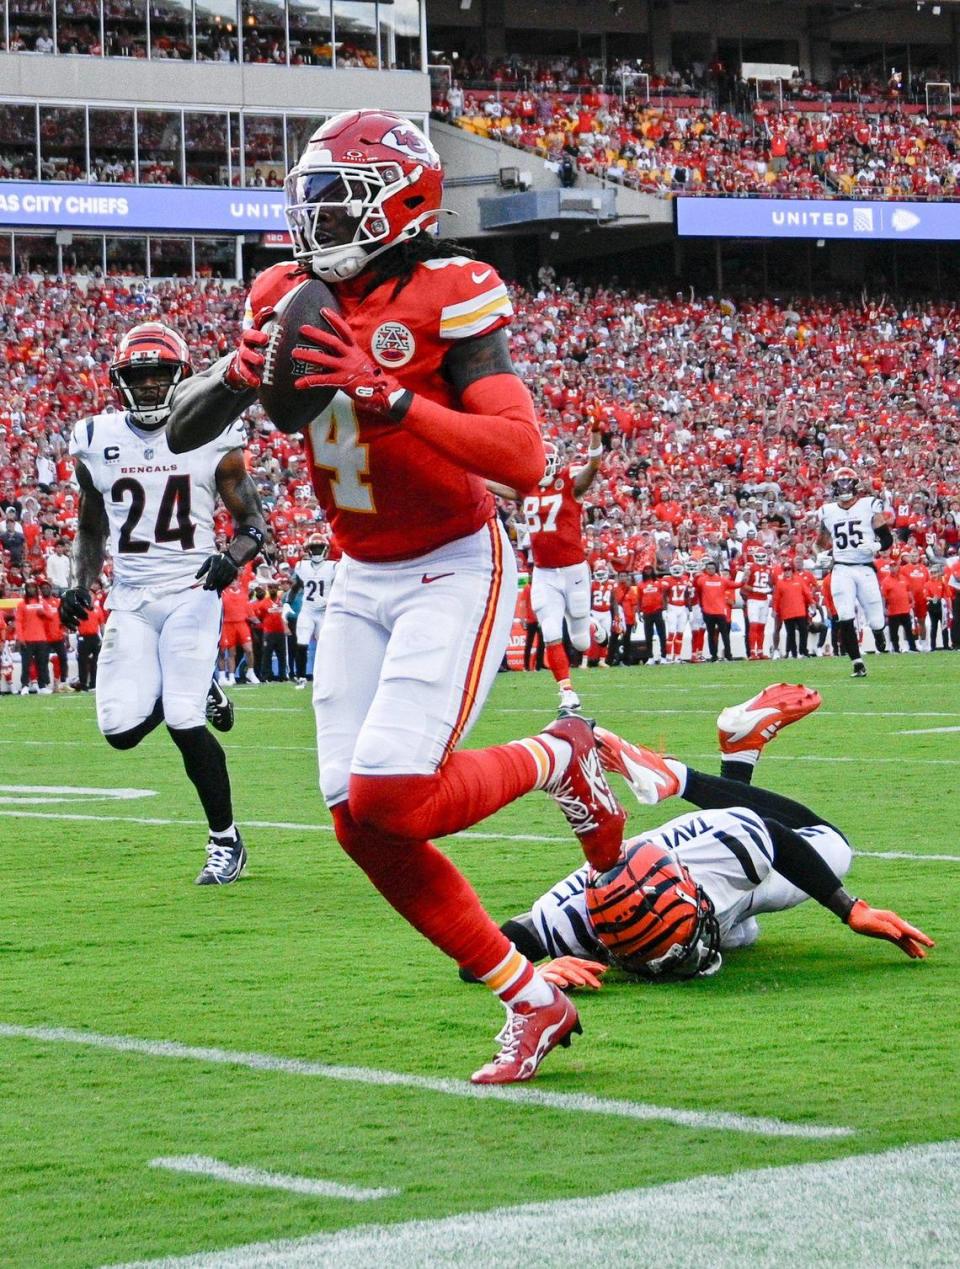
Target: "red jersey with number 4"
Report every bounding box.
[245,257,514,563]
[522,468,586,568]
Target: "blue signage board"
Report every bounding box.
[0,182,290,232]
[676,197,960,241]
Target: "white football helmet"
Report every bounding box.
[540,442,562,487]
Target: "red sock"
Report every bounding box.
[544,640,571,684]
[331,802,511,978]
[350,741,547,841]
[692,629,705,657]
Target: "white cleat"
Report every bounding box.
[558,686,581,712]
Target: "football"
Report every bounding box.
[257,275,340,433]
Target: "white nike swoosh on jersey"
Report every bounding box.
[471,270,492,284]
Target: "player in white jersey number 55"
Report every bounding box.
[60,323,268,886]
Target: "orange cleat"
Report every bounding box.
[716,683,822,755]
[594,727,681,806]
[542,712,626,870]
[471,985,581,1085]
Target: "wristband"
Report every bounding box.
[588,444,604,459]
[826,886,857,923]
[235,524,265,552]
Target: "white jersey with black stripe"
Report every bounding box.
[529,807,777,960]
[820,496,884,565]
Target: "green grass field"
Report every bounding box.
[2,656,959,1267]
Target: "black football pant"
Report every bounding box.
[888,614,916,652]
[952,592,960,649]
[260,632,288,681]
[683,767,844,838]
[928,600,949,650]
[20,641,49,689]
[642,612,667,660]
[783,617,809,658]
[50,636,69,683]
[78,634,101,689]
[704,614,732,661]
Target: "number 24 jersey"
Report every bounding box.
[69,410,245,601]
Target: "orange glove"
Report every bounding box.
[539,956,608,990]
[846,899,934,959]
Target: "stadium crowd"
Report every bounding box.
[443,91,960,199]
[3,269,960,691]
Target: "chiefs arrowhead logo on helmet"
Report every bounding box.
[586,841,721,980]
[284,110,446,283]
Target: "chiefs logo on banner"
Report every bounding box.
[506,577,530,671]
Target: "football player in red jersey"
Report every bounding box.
[513,430,603,709]
[663,561,692,662]
[737,548,775,659]
[166,111,625,1085]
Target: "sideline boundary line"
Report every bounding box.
[0,1023,853,1139]
[0,808,956,862]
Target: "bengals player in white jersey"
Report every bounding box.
[165,111,625,1084]
[817,467,893,677]
[61,323,267,885]
[289,534,337,688]
[466,684,931,989]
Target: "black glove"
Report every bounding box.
[60,587,93,630]
[195,551,240,595]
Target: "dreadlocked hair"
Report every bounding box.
[360,235,476,301]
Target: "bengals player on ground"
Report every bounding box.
[166,111,625,1085]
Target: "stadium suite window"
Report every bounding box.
[61,233,106,275]
[380,0,419,71]
[186,111,229,185]
[39,105,86,181]
[150,0,193,59]
[14,233,57,273]
[194,236,234,276]
[149,235,192,276]
[285,114,325,167]
[196,0,238,60]
[56,0,102,54]
[243,114,284,187]
[90,107,135,183]
[7,0,54,51]
[0,103,38,179]
[104,0,147,56]
[0,235,10,271]
[241,0,287,63]
[138,108,184,183]
[286,0,331,66]
[333,0,375,68]
[106,233,147,274]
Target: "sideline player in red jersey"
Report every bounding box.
[663,561,692,662]
[516,429,604,709]
[165,111,625,1085]
[737,548,775,659]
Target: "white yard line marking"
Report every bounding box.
[0,1023,852,1139]
[113,1140,960,1269]
[895,725,960,735]
[149,1157,399,1202]
[2,809,958,862]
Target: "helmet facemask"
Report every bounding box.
[110,362,185,431]
[285,163,434,282]
[540,443,561,486]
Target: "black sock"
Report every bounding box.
[720,758,755,784]
[167,725,233,833]
[873,626,887,653]
[838,619,861,661]
[295,644,308,678]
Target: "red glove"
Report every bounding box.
[293,309,405,415]
[539,956,608,990]
[224,324,270,391]
[846,899,934,960]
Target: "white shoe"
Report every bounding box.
[19,686,30,696]
[38,686,53,695]
[295,677,307,690]
[224,673,235,685]
[245,669,260,684]
[558,686,581,711]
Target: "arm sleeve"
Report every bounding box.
[875,523,894,551]
[400,373,545,490]
[767,819,848,908]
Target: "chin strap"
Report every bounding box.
[310,208,460,282]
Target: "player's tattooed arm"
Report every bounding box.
[215,448,269,567]
[72,459,109,590]
[445,327,519,393]
[166,355,257,454]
